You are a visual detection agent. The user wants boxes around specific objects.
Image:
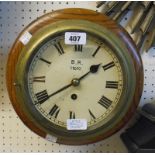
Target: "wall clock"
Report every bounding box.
[6,8,143,145]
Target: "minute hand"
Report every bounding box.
[48,83,72,98]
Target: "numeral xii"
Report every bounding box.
[75,45,83,52]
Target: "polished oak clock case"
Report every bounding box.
[6,8,143,145]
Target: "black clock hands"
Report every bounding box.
[90,63,101,73]
[78,63,101,81]
[41,64,101,102]
[48,83,72,98]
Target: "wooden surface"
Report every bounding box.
[6,8,144,145]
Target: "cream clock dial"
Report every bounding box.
[28,35,123,128]
[7,8,143,145]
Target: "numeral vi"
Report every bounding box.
[70,111,75,119]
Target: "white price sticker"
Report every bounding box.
[67,119,87,130]
[65,32,86,45]
[45,134,57,143]
[19,31,32,45]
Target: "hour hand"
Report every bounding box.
[78,63,101,81]
[90,63,101,73]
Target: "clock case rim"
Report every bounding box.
[6,8,144,145]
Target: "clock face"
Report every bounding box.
[27,34,124,129]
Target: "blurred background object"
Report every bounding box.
[120,103,155,152]
[97,1,155,53]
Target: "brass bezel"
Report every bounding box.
[15,20,136,144]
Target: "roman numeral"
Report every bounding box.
[106,81,118,89]
[35,90,49,104]
[88,109,96,119]
[102,61,115,71]
[69,111,75,119]
[74,45,83,52]
[33,76,45,83]
[49,104,60,118]
[39,58,51,65]
[54,42,64,55]
[92,46,101,57]
[98,95,112,109]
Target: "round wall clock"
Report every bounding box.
[6,8,143,145]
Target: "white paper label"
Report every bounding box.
[19,31,32,45]
[45,134,57,143]
[65,32,86,45]
[67,119,87,130]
